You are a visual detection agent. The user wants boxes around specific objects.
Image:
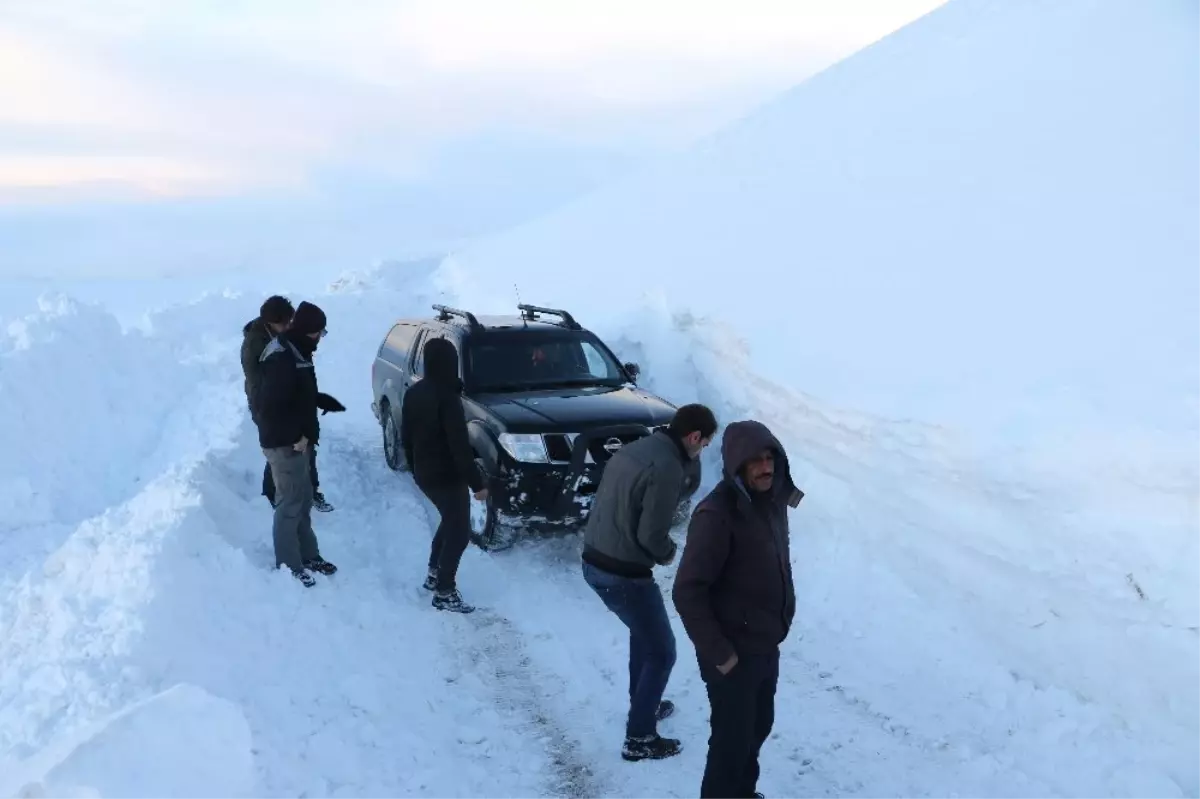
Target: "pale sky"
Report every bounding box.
[1,0,946,202]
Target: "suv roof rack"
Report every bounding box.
[432,304,481,329]
[518,303,581,330]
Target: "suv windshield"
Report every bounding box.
[466,332,627,392]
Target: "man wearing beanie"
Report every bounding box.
[254,300,338,586]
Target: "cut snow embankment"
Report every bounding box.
[0,295,248,779]
[3,684,255,799]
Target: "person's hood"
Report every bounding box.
[243,317,273,351]
[424,337,462,389]
[720,420,803,508]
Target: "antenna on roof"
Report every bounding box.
[518,303,581,330]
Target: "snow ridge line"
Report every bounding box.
[465,610,606,798]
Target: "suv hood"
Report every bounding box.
[470,385,676,433]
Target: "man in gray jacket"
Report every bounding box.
[581,403,718,762]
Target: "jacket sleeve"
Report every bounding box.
[633,464,680,565]
[256,353,296,430]
[439,391,483,492]
[672,504,737,668]
[399,390,414,469]
[240,338,259,407]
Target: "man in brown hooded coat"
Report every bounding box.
[672,419,804,799]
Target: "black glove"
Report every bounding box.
[316,392,347,414]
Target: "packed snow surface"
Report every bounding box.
[1,0,1196,797]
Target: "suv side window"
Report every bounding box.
[383,323,418,366]
[444,332,465,380]
[411,329,464,380]
[411,328,435,377]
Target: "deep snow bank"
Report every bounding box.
[440,0,1199,463]
[2,684,254,799]
[0,296,243,572]
[0,294,248,767]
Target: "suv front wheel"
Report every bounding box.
[382,402,405,471]
[468,457,507,551]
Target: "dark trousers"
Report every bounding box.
[699,649,779,799]
[582,561,677,739]
[263,445,318,504]
[421,482,470,592]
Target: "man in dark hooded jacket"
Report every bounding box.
[400,337,486,613]
[672,419,805,799]
[255,300,339,587]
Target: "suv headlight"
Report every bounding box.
[498,433,549,463]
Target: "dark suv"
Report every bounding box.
[371,303,700,549]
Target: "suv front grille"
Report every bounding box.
[541,431,650,464]
[543,434,573,463]
[586,432,643,464]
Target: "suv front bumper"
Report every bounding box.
[488,424,700,529]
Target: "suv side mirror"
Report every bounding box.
[623,362,641,382]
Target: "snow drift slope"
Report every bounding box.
[443,0,1199,455]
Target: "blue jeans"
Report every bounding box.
[582,561,677,738]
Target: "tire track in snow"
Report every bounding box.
[330,430,607,798]
[465,610,605,799]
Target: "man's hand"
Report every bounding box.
[658,541,677,566]
[294,435,309,453]
[316,392,346,414]
[716,652,739,676]
[473,488,489,501]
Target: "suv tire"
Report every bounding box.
[381,401,405,471]
[467,457,507,551]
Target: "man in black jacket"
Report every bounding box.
[581,403,717,762]
[400,337,486,613]
[255,300,338,587]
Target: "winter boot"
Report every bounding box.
[304,557,337,576]
[292,568,316,588]
[621,734,682,762]
[422,567,439,592]
[313,492,333,512]
[655,700,675,721]
[432,589,475,614]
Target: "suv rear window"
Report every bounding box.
[466,332,625,392]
